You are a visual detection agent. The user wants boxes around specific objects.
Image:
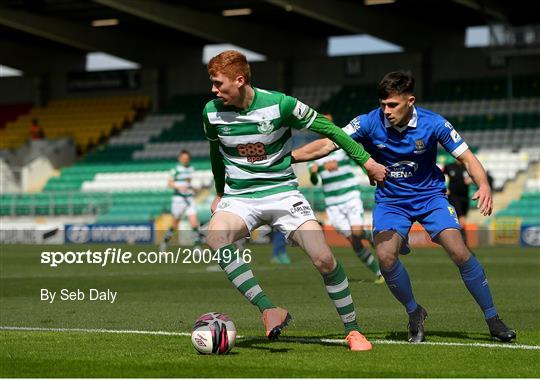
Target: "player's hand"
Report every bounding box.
[211,195,223,213]
[310,164,319,173]
[364,158,388,187]
[472,185,492,216]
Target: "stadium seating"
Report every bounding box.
[108,114,185,146]
[0,96,149,152]
[99,94,212,161]
[475,149,533,190]
[81,169,212,192]
[292,85,340,109]
[0,192,109,217]
[493,176,540,225]
[4,155,215,222]
[316,84,379,127]
[0,102,33,130]
[133,141,209,160]
[19,95,217,224]
[427,75,540,101]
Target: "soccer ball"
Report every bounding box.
[191,312,236,354]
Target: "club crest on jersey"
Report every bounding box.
[414,139,426,154]
[221,126,231,134]
[257,117,273,134]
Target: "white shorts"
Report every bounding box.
[326,197,365,238]
[171,196,197,218]
[214,190,316,239]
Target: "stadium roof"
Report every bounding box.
[0,0,537,65]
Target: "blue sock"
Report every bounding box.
[381,260,418,313]
[272,230,287,257]
[458,256,497,319]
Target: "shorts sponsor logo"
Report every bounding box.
[388,161,418,179]
[289,201,312,216]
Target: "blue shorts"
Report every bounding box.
[373,195,461,241]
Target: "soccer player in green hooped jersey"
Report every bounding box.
[309,115,384,284]
[202,50,387,351]
[159,150,203,251]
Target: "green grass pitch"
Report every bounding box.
[1,244,539,377]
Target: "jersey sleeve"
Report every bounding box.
[281,95,318,130]
[436,119,469,158]
[342,115,367,143]
[202,108,218,142]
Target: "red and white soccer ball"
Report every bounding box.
[191,312,236,355]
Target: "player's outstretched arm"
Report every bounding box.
[291,138,336,163]
[209,140,225,213]
[308,115,388,184]
[457,149,493,216]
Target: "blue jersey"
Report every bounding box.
[344,106,468,204]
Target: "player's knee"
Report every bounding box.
[313,252,336,273]
[450,249,470,266]
[376,249,397,270]
[206,231,231,251]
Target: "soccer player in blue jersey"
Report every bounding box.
[292,71,516,343]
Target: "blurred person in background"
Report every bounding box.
[443,159,472,245]
[160,150,204,251]
[29,118,45,140]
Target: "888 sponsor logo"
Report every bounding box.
[237,142,267,163]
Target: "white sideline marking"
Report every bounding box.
[0,326,190,336]
[1,326,538,351]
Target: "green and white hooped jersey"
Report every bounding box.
[169,164,194,197]
[203,88,317,198]
[309,149,361,206]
